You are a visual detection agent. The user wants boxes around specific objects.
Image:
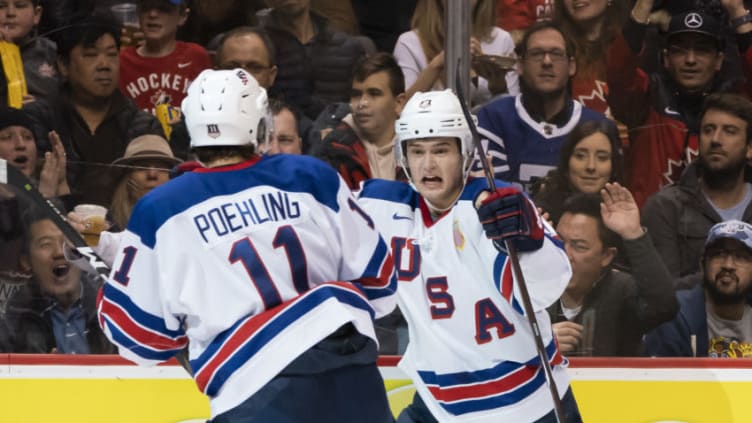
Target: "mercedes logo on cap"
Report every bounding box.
[684,12,703,29]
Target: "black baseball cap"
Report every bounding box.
[667,11,723,48]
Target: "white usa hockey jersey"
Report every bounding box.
[358,177,572,422]
[97,155,397,416]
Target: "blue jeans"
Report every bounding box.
[397,387,582,423]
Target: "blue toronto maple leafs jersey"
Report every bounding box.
[476,95,611,191]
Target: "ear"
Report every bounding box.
[600,246,616,269]
[34,5,43,26]
[516,60,524,78]
[57,56,69,79]
[568,55,576,78]
[746,137,752,161]
[178,7,189,26]
[662,48,669,70]
[268,65,278,86]
[714,52,725,72]
[19,254,31,273]
[395,92,407,116]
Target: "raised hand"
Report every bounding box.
[600,182,642,240]
[38,131,70,197]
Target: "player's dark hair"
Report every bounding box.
[560,193,619,250]
[702,93,752,144]
[352,52,405,96]
[192,145,257,164]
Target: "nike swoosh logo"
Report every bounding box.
[392,213,411,221]
[177,62,192,69]
[664,106,680,116]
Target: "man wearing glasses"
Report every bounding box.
[608,2,752,208]
[475,21,612,192]
[215,26,278,90]
[646,220,752,358]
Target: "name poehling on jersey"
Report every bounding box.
[193,191,301,243]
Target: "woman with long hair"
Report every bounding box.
[532,119,624,225]
[67,135,180,266]
[394,0,519,105]
[552,0,630,116]
[108,134,182,229]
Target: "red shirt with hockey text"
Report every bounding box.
[119,42,211,114]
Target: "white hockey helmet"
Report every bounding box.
[182,69,271,149]
[395,89,476,183]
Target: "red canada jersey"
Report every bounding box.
[496,0,553,31]
[119,42,211,114]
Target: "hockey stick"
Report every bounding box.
[0,158,193,374]
[455,61,567,423]
[0,158,110,277]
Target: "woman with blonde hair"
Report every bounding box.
[67,134,181,266]
[393,0,519,105]
[108,134,182,230]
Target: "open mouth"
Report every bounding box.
[13,155,28,165]
[52,264,70,278]
[422,176,442,186]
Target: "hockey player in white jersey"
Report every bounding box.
[358,89,583,422]
[97,69,397,423]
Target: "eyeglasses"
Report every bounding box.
[706,247,752,265]
[220,62,272,76]
[524,48,568,63]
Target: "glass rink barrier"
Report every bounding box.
[0,355,751,422]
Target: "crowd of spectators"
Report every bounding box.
[1,0,752,360]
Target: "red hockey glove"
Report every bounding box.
[476,187,544,252]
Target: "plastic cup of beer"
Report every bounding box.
[74,204,109,246]
[110,3,140,47]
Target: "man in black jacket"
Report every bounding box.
[259,0,366,121]
[550,184,679,356]
[3,211,113,354]
[23,13,166,207]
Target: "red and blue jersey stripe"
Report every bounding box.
[191,282,374,397]
[417,340,564,415]
[98,284,188,361]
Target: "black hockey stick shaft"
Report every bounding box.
[0,159,194,374]
[0,158,110,278]
[455,61,566,423]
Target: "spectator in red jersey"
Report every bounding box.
[607,0,752,208]
[119,0,211,115]
[552,0,630,125]
[496,0,553,44]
